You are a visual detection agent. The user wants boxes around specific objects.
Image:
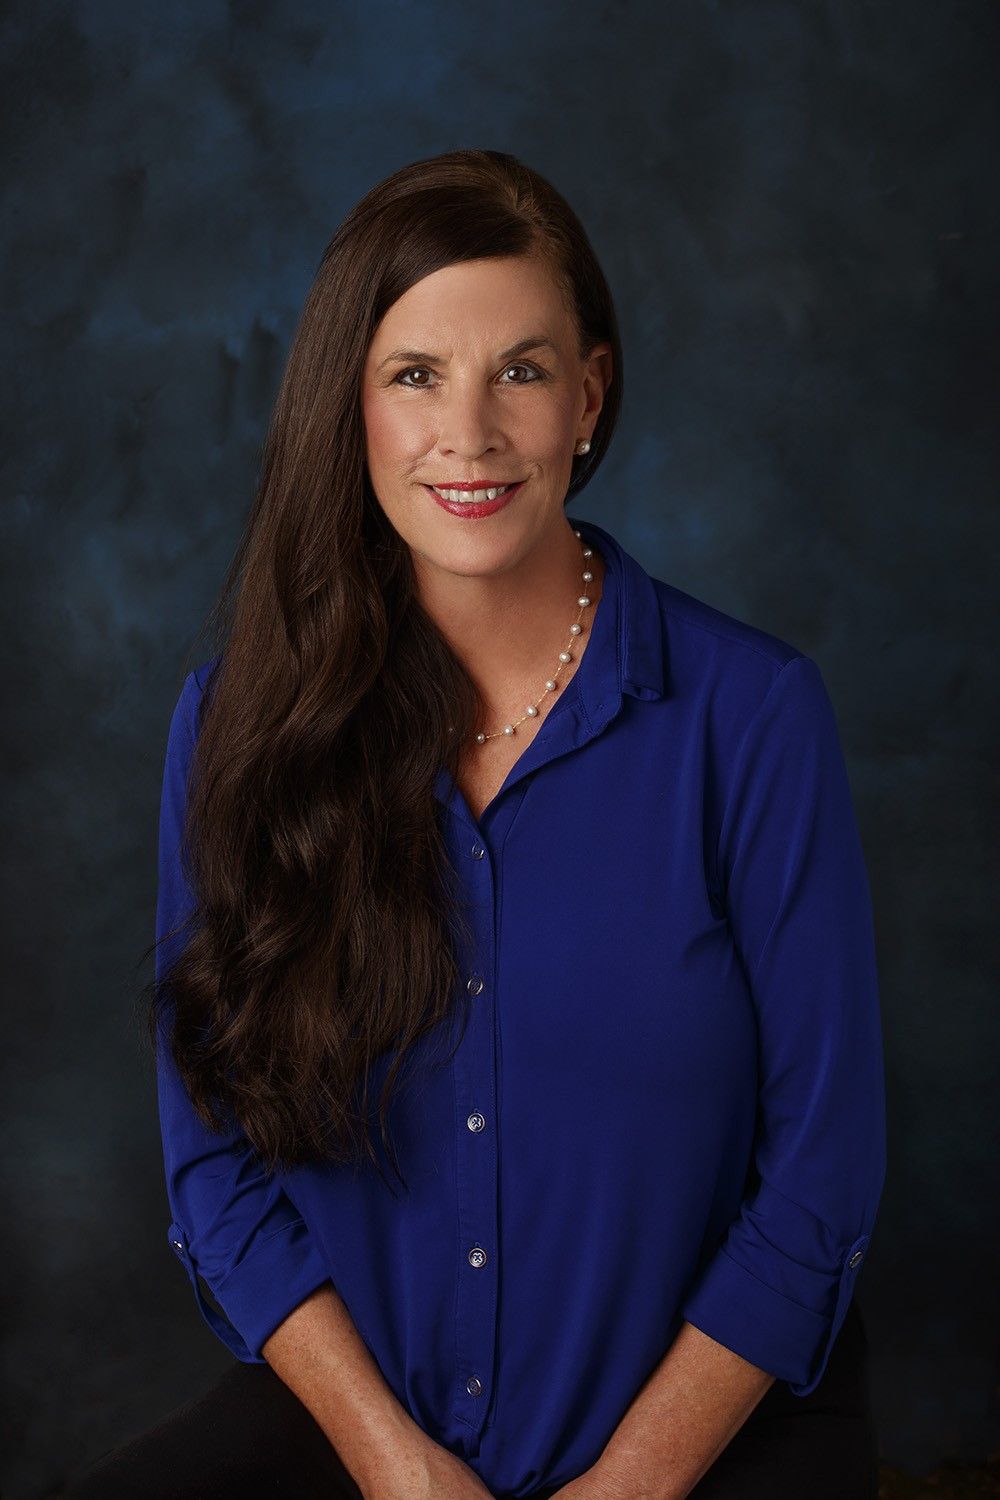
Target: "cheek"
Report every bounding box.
[522,389,576,455]
[363,394,425,471]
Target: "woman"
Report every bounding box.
[65,149,885,1499]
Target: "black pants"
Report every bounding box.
[61,1297,877,1499]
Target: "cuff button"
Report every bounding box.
[848,1250,864,1268]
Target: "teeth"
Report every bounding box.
[433,485,512,503]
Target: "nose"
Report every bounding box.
[435,379,503,459]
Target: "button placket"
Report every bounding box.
[451,835,499,1431]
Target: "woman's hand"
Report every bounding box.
[361,1428,496,1499]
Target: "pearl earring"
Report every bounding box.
[575,440,591,455]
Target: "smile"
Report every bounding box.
[425,481,526,518]
[429,484,518,504]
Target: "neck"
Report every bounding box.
[414,522,604,722]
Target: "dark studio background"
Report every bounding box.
[2,2,997,1497]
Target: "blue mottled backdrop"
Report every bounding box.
[2,2,997,1495]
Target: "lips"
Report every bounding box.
[426,481,525,518]
[428,483,520,502]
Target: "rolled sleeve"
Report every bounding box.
[680,653,887,1396]
[156,667,331,1362]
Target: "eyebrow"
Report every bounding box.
[375,335,559,373]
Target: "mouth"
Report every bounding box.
[424,480,526,518]
[425,482,524,504]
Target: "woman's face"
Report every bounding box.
[361,254,611,580]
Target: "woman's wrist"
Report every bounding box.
[349,1406,435,1496]
[590,1444,684,1500]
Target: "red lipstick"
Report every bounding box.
[426,481,525,519]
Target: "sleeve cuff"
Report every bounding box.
[168,1216,332,1362]
[679,1229,870,1396]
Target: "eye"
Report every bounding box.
[392,362,545,389]
[500,363,543,384]
[394,366,435,388]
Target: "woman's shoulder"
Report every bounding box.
[178,652,223,711]
[190,651,223,694]
[585,520,816,724]
[165,652,223,759]
[651,574,803,674]
[644,572,834,740]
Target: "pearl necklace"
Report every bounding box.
[471,529,600,747]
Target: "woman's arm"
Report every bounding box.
[559,654,886,1500]
[260,1282,426,1496]
[262,1282,494,1499]
[678,654,886,1394]
[557,1320,774,1500]
[156,669,333,1360]
[157,668,493,1497]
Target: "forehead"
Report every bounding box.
[368,256,572,350]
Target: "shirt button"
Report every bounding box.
[848,1250,864,1268]
[467,1112,486,1132]
[467,974,484,995]
[471,842,485,859]
[466,1376,483,1396]
[171,1238,184,1253]
[468,1245,488,1268]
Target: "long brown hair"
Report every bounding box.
[140,148,623,1190]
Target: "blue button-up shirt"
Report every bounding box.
[156,516,887,1497]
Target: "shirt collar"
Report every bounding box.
[432,517,667,816]
[571,515,667,708]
